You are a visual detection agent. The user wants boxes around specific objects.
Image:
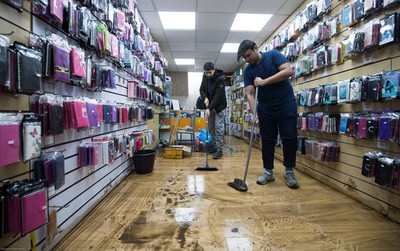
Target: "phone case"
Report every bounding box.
[7,194,21,235]
[44,158,55,187]
[54,155,65,190]
[21,188,47,235]
[22,124,42,162]
[0,124,20,167]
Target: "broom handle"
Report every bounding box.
[243,87,258,183]
[205,114,209,166]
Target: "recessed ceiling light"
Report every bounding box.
[175,59,195,65]
[221,43,240,53]
[159,11,196,30]
[230,13,273,31]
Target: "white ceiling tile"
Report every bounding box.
[193,52,219,61]
[166,64,178,72]
[225,31,258,43]
[136,0,302,73]
[262,15,289,32]
[197,0,242,13]
[158,42,171,54]
[196,30,228,43]
[278,0,305,15]
[170,42,195,52]
[164,30,195,42]
[196,13,235,30]
[196,43,222,52]
[255,31,274,45]
[153,0,196,11]
[172,51,196,58]
[161,51,173,58]
[195,64,206,71]
[238,0,285,14]
[177,65,195,72]
[217,53,237,62]
[150,29,167,42]
[215,59,237,67]
[196,58,216,66]
[136,0,155,11]
[140,12,163,30]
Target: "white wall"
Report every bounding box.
[172,72,203,110]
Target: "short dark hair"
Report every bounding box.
[203,62,214,71]
[237,40,256,61]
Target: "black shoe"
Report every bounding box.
[213,151,223,159]
[208,148,217,154]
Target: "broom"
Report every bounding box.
[227,87,258,191]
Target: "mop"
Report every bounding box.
[196,114,218,171]
[228,87,258,192]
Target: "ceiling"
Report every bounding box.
[136,0,305,74]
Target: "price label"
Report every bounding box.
[363,103,372,112]
[377,141,387,150]
[48,186,56,197]
[324,106,329,112]
[88,128,95,136]
[88,165,95,174]
[323,69,329,77]
[44,136,55,146]
[364,56,373,64]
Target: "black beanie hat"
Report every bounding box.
[237,40,256,61]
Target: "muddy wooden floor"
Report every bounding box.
[55,137,400,251]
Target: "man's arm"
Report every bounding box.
[246,84,256,114]
[254,62,292,87]
[199,80,209,107]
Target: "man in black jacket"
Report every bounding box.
[199,62,227,159]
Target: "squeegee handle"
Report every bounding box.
[243,87,258,182]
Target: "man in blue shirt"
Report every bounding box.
[237,40,299,188]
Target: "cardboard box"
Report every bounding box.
[182,145,192,157]
[165,146,183,159]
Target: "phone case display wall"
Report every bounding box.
[0,0,168,249]
[260,0,400,224]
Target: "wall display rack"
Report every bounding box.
[0,0,170,250]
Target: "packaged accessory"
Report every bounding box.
[21,115,42,162]
[52,45,70,83]
[21,187,47,235]
[379,13,398,46]
[0,115,20,167]
[15,43,42,94]
[0,35,10,89]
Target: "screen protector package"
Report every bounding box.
[0,35,10,89]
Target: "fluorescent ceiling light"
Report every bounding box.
[221,43,240,53]
[175,59,195,65]
[230,13,273,31]
[159,11,195,29]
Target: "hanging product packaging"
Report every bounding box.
[21,115,42,162]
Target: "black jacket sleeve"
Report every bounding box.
[208,76,226,112]
[199,77,208,101]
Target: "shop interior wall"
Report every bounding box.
[258,0,400,223]
[0,3,152,250]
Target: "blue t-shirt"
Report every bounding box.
[244,50,295,104]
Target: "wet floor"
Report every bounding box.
[54,137,400,250]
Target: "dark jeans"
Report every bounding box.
[257,99,298,169]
